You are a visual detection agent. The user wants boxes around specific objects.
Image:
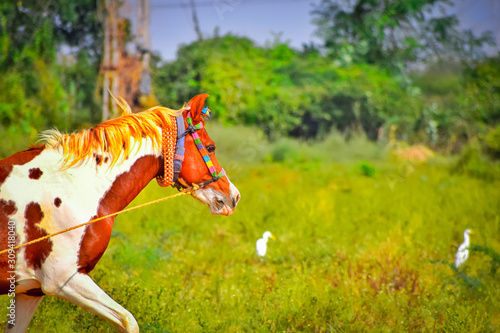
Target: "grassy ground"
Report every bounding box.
[1,124,500,332]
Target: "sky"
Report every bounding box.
[124,0,500,61]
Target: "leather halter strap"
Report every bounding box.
[177,111,225,189]
[172,114,186,183]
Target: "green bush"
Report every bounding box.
[359,161,376,177]
[485,125,500,159]
[153,35,422,140]
[452,140,500,180]
[267,139,303,163]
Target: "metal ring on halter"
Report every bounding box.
[197,169,226,188]
[178,124,197,139]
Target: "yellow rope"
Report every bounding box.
[0,187,196,256]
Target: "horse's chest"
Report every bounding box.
[77,216,115,274]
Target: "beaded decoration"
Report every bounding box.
[187,112,225,181]
[156,116,178,187]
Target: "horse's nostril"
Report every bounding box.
[213,197,225,210]
[232,193,240,207]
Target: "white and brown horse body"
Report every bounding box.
[0,95,239,332]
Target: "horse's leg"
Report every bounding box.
[46,272,139,333]
[5,294,44,333]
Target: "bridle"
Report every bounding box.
[156,107,225,190]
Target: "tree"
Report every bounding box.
[0,0,103,69]
[462,54,500,125]
[152,35,421,139]
[311,0,496,69]
[0,0,103,156]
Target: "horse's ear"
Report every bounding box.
[185,93,209,122]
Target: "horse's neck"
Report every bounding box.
[87,137,163,215]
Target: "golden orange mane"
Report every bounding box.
[40,105,181,169]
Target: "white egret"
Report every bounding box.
[454,229,472,268]
[256,231,276,257]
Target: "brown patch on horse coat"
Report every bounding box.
[0,200,18,295]
[77,215,112,274]
[24,202,53,270]
[0,146,44,185]
[54,197,62,207]
[28,168,43,180]
[77,155,161,274]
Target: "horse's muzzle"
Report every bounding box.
[210,190,240,216]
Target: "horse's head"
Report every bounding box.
[174,94,240,216]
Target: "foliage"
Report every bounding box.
[153,32,495,147]
[485,125,500,159]
[2,127,499,332]
[462,55,500,125]
[153,35,422,140]
[469,245,500,276]
[308,0,497,147]
[0,0,103,158]
[358,161,376,177]
[311,0,496,69]
[452,139,500,180]
[410,54,500,151]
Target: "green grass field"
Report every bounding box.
[1,124,500,332]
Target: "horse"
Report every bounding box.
[0,94,240,332]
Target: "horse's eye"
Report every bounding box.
[206,144,216,153]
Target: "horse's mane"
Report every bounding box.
[40,104,181,169]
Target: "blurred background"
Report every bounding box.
[0,0,499,158]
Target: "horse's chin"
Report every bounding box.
[209,204,235,216]
[192,189,236,216]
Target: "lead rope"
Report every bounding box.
[0,184,199,256]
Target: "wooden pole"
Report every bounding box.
[102,0,120,121]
